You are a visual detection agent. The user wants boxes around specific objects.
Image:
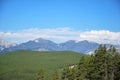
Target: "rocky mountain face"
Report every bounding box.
[0,38,16,51]
[2,38,59,52]
[0,38,99,53]
[0,38,120,54]
[59,40,99,53]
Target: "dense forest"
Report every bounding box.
[37,45,120,80]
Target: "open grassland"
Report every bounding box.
[0,50,84,80]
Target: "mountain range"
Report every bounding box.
[0,38,120,54]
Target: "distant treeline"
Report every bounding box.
[37,45,120,80]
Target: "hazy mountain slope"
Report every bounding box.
[1,38,99,53]
[1,38,59,53]
[0,38,16,51]
[59,40,99,53]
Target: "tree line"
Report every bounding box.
[37,45,120,80]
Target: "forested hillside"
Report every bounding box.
[0,45,120,80]
[60,45,120,80]
[0,51,83,80]
[37,45,120,80]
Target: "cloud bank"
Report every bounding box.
[0,28,120,45]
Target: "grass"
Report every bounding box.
[0,50,84,80]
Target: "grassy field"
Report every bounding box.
[0,50,84,80]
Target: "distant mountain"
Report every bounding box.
[59,40,99,53]
[115,45,120,53]
[0,38,16,51]
[1,38,120,54]
[1,38,59,53]
[1,38,99,53]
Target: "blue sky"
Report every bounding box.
[0,0,120,44]
[0,0,120,31]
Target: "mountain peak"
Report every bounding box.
[36,38,45,40]
[33,38,47,43]
[78,40,96,44]
[76,40,89,43]
[65,40,76,43]
[1,38,120,54]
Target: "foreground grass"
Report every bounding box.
[0,50,83,80]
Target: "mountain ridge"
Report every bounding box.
[0,38,120,54]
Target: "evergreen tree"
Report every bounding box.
[108,46,120,80]
[54,45,120,80]
[76,56,90,80]
[93,45,108,80]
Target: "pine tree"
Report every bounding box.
[60,45,120,80]
[61,67,70,80]
[108,46,120,80]
[76,56,90,80]
[91,45,109,80]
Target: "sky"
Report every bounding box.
[0,0,120,44]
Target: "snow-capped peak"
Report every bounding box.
[34,40,39,43]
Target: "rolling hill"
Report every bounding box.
[0,50,84,80]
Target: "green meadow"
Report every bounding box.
[0,50,83,80]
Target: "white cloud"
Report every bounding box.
[79,30,120,45]
[0,28,120,45]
